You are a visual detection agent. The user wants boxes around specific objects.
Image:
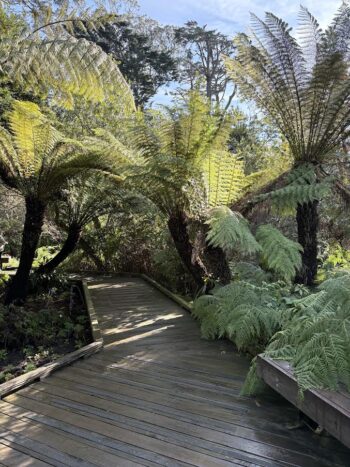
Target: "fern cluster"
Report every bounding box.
[192,269,289,353]
[243,271,350,396]
[206,207,303,283]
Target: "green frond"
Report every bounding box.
[193,279,284,353]
[1,33,135,111]
[261,271,350,393]
[206,206,261,253]
[256,224,303,282]
[241,358,267,396]
[192,294,220,339]
[202,151,246,207]
[225,6,350,164]
[0,101,129,201]
[256,164,331,212]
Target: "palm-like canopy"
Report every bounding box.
[225,5,350,284]
[131,92,246,217]
[0,101,127,303]
[130,92,248,287]
[0,101,120,200]
[0,5,135,112]
[226,5,350,163]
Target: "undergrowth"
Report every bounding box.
[193,263,350,397]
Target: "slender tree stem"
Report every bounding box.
[5,197,46,304]
[36,222,82,275]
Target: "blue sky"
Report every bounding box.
[138,0,343,35]
[137,0,344,106]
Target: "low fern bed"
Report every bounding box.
[193,265,350,396]
[0,278,93,384]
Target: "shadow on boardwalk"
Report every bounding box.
[0,276,349,466]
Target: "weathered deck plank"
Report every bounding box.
[1,276,350,466]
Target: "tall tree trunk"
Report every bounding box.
[295,200,319,286]
[167,211,207,289]
[36,222,82,275]
[5,197,46,304]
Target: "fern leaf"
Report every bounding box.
[206,206,261,254]
[256,224,303,282]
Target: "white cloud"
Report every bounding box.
[148,0,343,35]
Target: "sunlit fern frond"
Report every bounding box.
[0,100,127,201]
[256,224,303,282]
[202,150,246,207]
[205,206,261,253]
[0,32,135,111]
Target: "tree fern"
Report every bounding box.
[256,164,331,213]
[205,206,260,254]
[243,272,350,395]
[225,5,350,284]
[1,100,129,303]
[0,5,135,111]
[256,225,303,282]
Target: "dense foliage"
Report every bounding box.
[0,0,350,400]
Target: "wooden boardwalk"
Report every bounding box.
[1,276,350,466]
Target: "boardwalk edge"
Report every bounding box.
[140,274,193,312]
[0,280,103,399]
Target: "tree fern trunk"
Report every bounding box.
[202,243,231,285]
[5,197,45,304]
[168,211,206,289]
[296,200,319,285]
[36,223,82,275]
[200,223,231,285]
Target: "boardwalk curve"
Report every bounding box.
[0,276,349,466]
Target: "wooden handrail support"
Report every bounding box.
[257,355,350,449]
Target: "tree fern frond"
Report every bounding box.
[202,151,246,207]
[231,261,272,284]
[206,206,261,253]
[0,100,128,200]
[225,6,350,165]
[1,33,135,111]
[256,164,331,212]
[256,224,302,282]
